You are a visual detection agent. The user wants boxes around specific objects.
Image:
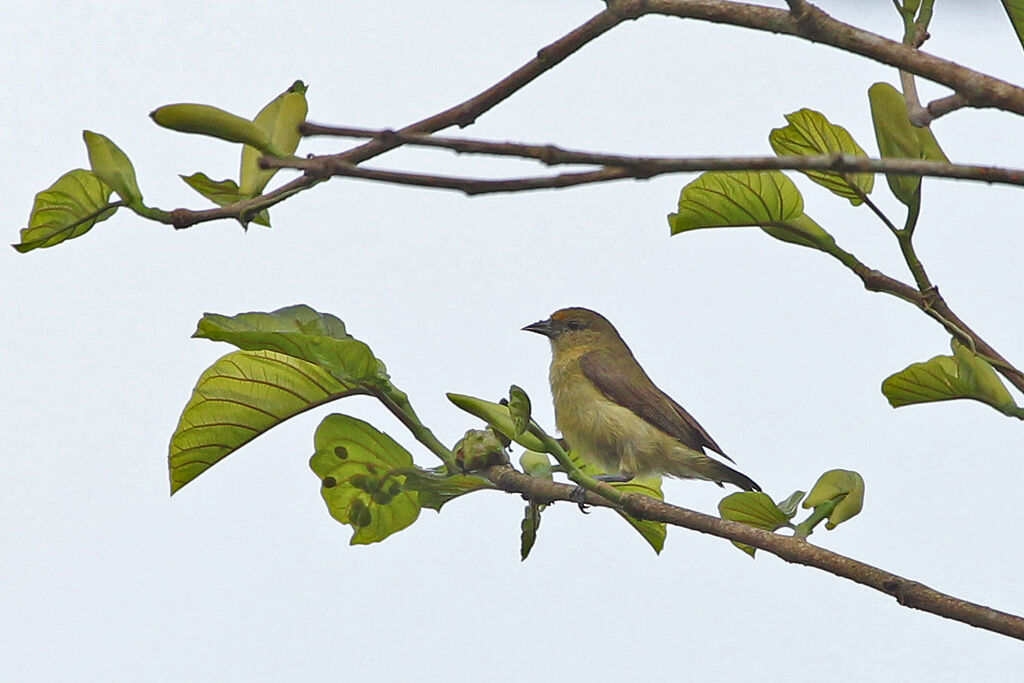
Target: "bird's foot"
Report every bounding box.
[569,485,590,513]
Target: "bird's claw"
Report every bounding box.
[569,485,590,513]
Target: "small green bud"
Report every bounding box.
[454,428,509,472]
[519,451,553,479]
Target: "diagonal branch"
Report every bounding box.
[157,6,628,228]
[639,0,1024,116]
[485,464,1024,641]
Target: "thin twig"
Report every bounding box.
[485,464,1024,641]
[276,130,1024,189]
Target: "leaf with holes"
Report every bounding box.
[168,349,368,493]
[769,108,874,205]
[14,169,119,252]
[309,414,421,544]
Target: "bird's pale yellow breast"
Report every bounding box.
[549,348,677,475]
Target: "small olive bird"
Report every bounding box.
[523,307,760,492]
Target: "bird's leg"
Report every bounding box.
[569,474,634,513]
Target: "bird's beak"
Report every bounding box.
[522,318,557,338]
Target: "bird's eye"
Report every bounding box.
[567,320,582,331]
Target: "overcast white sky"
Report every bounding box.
[4,2,1024,681]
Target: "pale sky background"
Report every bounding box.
[4,2,1024,681]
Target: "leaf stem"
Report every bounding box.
[794,499,836,539]
[375,388,458,471]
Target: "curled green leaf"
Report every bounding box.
[507,384,532,437]
[868,82,948,208]
[803,469,864,530]
[446,393,547,452]
[240,80,309,196]
[151,103,281,155]
[83,131,143,206]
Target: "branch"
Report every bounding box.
[292,125,1024,190]
[153,6,629,228]
[639,0,1024,116]
[485,464,1024,641]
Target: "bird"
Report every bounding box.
[523,307,760,493]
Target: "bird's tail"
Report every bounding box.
[670,453,761,491]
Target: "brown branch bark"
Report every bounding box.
[639,0,1024,116]
[485,464,1024,641]
[159,6,628,228]
[292,124,1024,189]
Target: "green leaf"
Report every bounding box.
[868,82,948,209]
[168,349,368,493]
[803,469,865,530]
[1003,0,1024,53]
[83,131,143,206]
[310,414,420,545]
[521,502,543,561]
[446,393,548,453]
[13,169,118,252]
[769,108,874,205]
[179,173,271,228]
[193,304,388,388]
[240,80,309,197]
[881,340,1020,416]
[566,450,666,554]
[719,492,791,557]
[400,466,493,511]
[507,384,532,438]
[668,170,835,251]
[150,103,281,155]
[776,490,806,519]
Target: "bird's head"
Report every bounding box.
[522,307,624,354]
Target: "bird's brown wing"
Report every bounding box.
[579,350,734,462]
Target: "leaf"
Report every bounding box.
[446,393,548,453]
[179,172,271,228]
[83,131,143,206]
[507,384,532,437]
[881,340,1019,416]
[803,469,865,530]
[668,170,835,251]
[240,80,309,197]
[868,82,948,208]
[521,502,543,561]
[566,450,666,554]
[194,304,388,388]
[168,349,367,493]
[309,414,421,545]
[1002,0,1024,53]
[776,490,806,519]
[14,169,118,252]
[150,103,280,155]
[719,491,791,557]
[769,108,874,205]
[400,467,493,511]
